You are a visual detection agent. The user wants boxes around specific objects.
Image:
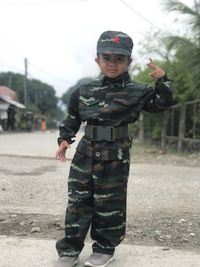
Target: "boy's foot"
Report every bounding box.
[55,256,79,267]
[84,253,114,267]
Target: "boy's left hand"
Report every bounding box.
[147,58,165,79]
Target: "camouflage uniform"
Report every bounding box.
[56,71,174,257]
[56,31,174,258]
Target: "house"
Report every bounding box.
[0,86,25,131]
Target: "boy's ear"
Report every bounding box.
[95,57,99,65]
[128,57,132,66]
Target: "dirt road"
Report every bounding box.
[0,138,200,252]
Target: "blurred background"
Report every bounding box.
[0,0,199,153]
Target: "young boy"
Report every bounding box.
[55,30,174,267]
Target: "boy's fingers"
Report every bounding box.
[150,69,159,76]
[55,147,67,161]
[148,62,157,69]
[149,57,154,63]
[147,58,157,69]
[59,155,65,162]
[55,151,60,159]
[58,152,65,162]
[60,151,66,161]
[55,147,62,158]
[149,69,165,79]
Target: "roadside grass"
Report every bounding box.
[130,139,200,167]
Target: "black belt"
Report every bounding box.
[85,125,128,141]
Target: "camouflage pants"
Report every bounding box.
[56,150,130,256]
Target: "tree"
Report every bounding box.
[128,0,200,144]
[0,71,62,125]
[164,0,200,98]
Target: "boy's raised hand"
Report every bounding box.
[147,58,165,79]
[55,140,71,162]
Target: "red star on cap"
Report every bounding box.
[112,37,120,43]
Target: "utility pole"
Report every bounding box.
[24,58,28,106]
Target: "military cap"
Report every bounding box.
[97,30,133,56]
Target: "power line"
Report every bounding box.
[0,53,70,85]
[0,41,23,61]
[0,38,70,84]
[120,0,162,31]
[27,73,37,80]
[0,47,24,69]
[0,32,25,61]
[0,32,70,84]
[28,62,70,84]
[0,57,24,73]
[0,63,23,73]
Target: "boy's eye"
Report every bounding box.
[103,55,110,61]
[116,56,125,62]
[102,55,126,63]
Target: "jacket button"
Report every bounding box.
[95,152,100,157]
[104,104,108,108]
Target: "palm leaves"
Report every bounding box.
[164,0,200,97]
[164,0,200,37]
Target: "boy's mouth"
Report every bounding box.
[108,69,117,73]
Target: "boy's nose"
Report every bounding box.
[109,61,116,66]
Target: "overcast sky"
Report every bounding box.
[0,0,193,97]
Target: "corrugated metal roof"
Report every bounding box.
[0,86,17,101]
[0,86,25,109]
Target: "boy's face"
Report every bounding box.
[95,53,132,79]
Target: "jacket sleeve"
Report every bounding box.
[143,75,175,113]
[58,88,81,145]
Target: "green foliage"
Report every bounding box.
[163,0,200,98]
[142,112,163,140]
[0,71,62,126]
[130,0,200,144]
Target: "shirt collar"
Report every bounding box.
[99,71,131,88]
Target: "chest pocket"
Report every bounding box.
[79,95,100,121]
[114,96,139,106]
[79,96,99,106]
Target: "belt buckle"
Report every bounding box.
[94,126,114,141]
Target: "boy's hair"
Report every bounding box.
[97,31,133,56]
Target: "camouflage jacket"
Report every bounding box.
[59,72,174,161]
